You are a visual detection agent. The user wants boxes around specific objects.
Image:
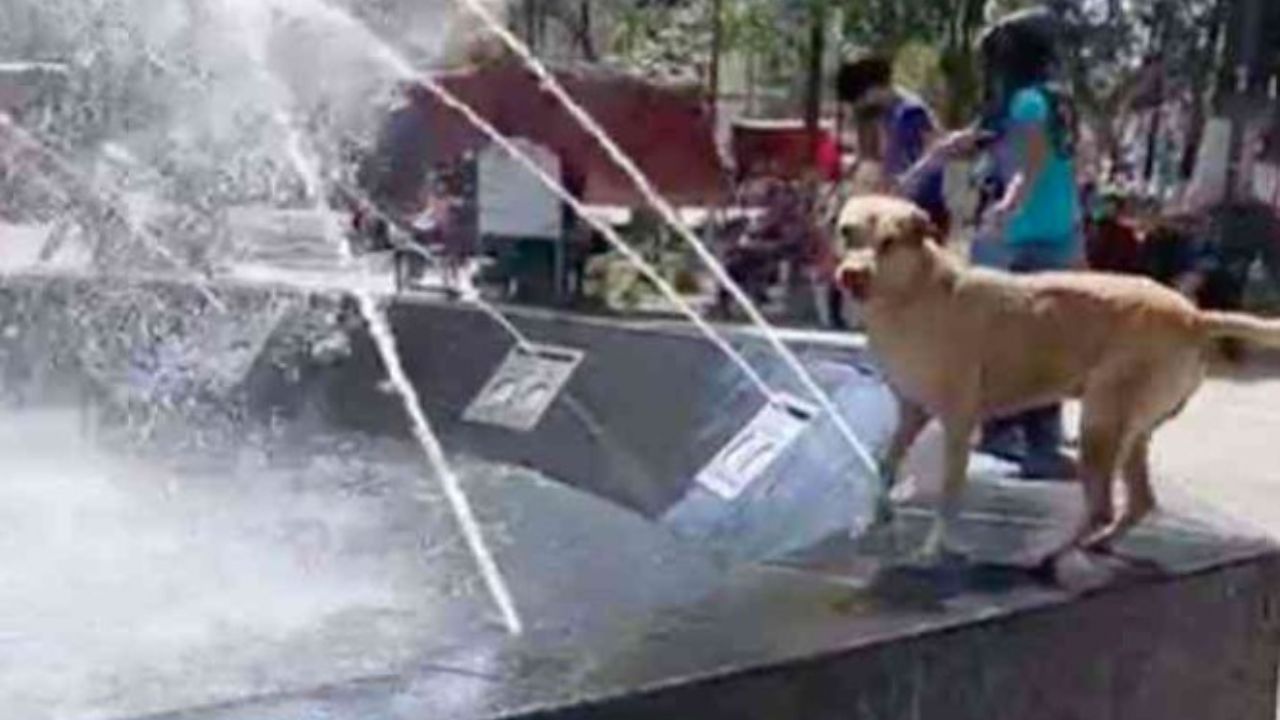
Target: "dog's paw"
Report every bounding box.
[911,519,976,566]
[912,522,948,565]
[1078,519,1126,554]
[872,496,896,527]
[1079,532,1116,555]
[1052,548,1115,592]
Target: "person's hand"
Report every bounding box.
[983,198,1015,233]
[934,128,985,161]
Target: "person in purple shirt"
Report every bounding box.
[836,53,965,238]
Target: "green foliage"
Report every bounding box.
[604,0,813,92]
[838,0,989,123]
[606,1,716,83]
[834,0,1223,134]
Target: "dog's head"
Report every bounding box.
[834,195,940,301]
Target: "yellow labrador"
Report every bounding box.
[834,195,1280,559]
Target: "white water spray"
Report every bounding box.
[0,113,229,313]
[281,117,522,634]
[454,0,881,479]
[239,13,522,632]
[295,0,781,403]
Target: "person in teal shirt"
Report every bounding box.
[976,8,1081,480]
[997,85,1080,264]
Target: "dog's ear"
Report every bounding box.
[904,209,939,244]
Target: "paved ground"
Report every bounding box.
[1043,353,1280,717]
[1147,353,1280,540]
[1160,356,1280,719]
[1120,350,1280,715]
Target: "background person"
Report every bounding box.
[974,8,1082,480]
[835,52,972,239]
[1084,188,1143,275]
[830,54,978,330]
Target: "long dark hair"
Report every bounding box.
[978,8,1075,158]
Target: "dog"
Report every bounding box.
[834,194,1280,559]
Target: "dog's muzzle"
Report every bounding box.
[836,260,873,300]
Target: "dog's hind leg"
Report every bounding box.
[1084,432,1155,551]
[1068,399,1125,549]
[1083,356,1202,551]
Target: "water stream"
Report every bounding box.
[454,0,881,480]
[246,31,523,631]
[296,0,780,402]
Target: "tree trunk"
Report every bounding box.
[804,0,827,159]
[708,0,724,122]
[1144,30,1168,183]
[1224,0,1263,203]
[578,1,596,61]
[1182,0,1228,179]
[523,0,537,52]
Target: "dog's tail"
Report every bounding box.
[1200,310,1280,349]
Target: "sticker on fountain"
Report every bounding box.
[463,343,584,432]
[695,395,816,501]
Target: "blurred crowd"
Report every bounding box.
[343,8,1280,376]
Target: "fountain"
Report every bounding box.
[0,2,1278,719]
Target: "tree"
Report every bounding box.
[839,0,991,124]
[835,0,1227,172]
[1048,0,1223,178]
[606,1,718,84]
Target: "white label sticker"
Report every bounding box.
[695,396,815,501]
[463,343,584,432]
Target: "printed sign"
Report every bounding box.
[463,343,584,432]
[695,395,816,501]
[478,138,561,239]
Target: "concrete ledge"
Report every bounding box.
[145,484,1280,720]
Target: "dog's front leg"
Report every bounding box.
[919,415,977,562]
[875,396,930,525]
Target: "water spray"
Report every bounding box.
[297,0,782,404]
[0,113,229,314]
[453,0,881,479]
[332,184,540,352]
[266,99,524,634]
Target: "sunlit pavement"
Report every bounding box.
[1055,354,1280,549]
[1153,355,1280,720]
[1144,353,1280,542]
[1149,356,1280,719]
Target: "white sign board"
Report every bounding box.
[695,396,815,501]
[478,138,561,239]
[463,343,583,432]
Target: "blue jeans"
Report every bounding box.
[982,240,1076,473]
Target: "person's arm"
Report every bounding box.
[994,131,1046,218]
[894,126,981,196]
[990,89,1050,226]
[885,106,936,195]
